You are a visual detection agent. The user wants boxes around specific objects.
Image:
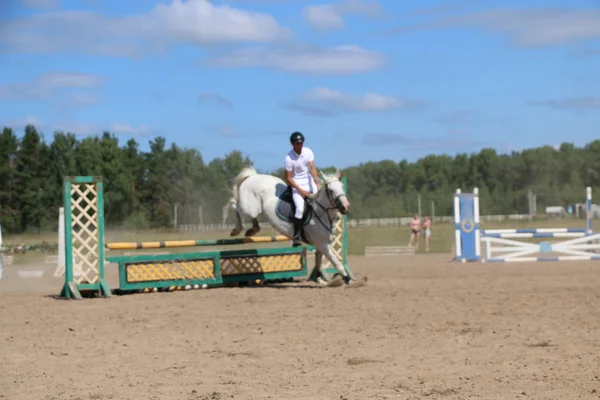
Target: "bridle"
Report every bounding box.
[306,178,348,234]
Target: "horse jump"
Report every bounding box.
[454,186,600,263]
[58,173,356,299]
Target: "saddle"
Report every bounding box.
[275,185,313,226]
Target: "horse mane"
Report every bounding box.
[318,169,341,186]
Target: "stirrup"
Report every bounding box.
[292,233,302,246]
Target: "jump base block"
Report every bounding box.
[108,246,309,291]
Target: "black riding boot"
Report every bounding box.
[292,217,302,247]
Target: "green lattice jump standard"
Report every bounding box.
[59,176,112,299]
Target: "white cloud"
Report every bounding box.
[303,4,344,30]
[459,9,600,46]
[284,87,421,116]
[1,0,292,57]
[140,0,291,44]
[389,8,600,46]
[303,0,383,30]
[52,122,99,136]
[203,44,384,75]
[282,102,341,117]
[52,121,157,137]
[304,87,414,112]
[0,72,103,101]
[109,123,154,137]
[39,72,101,89]
[2,115,42,129]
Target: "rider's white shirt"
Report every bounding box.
[284,147,314,185]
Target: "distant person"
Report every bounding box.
[408,214,421,249]
[423,216,432,252]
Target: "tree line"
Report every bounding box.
[1,124,599,234]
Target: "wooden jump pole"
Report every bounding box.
[106,235,293,250]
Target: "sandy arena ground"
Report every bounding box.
[1,253,600,400]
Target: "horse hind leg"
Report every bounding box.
[230,209,243,237]
[223,197,243,237]
[244,218,261,237]
[308,249,329,285]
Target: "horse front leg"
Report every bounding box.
[244,218,261,237]
[316,242,363,287]
[319,243,348,279]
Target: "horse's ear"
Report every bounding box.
[335,168,341,178]
[318,169,326,180]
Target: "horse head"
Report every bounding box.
[308,168,350,215]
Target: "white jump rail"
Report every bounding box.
[364,246,415,256]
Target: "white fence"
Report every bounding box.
[178,214,542,232]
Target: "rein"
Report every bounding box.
[306,180,345,234]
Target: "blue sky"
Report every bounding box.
[1,0,599,172]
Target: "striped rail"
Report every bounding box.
[106,235,293,250]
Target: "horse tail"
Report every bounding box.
[222,165,257,224]
[233,165,258,193]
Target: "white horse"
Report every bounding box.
[223,165,358,285]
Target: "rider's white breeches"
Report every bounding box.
[292,177,317,219]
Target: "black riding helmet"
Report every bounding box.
[290,131,304,144]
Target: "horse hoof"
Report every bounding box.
[345,276,368,288]
[316,277,329,286]
[230,229,241,236]
[325,275,345,287]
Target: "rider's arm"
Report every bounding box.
[309,161,319,190]
[284,170,295,187]
[306,148,319,190]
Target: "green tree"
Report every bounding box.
[0,127,19,232]
[13,125,51,232]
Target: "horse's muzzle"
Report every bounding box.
[337,197,350,214]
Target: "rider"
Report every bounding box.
[284,131,319,246]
